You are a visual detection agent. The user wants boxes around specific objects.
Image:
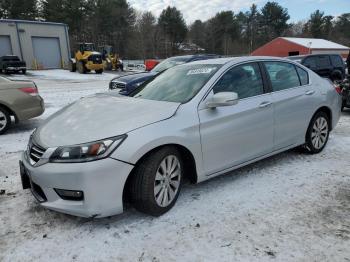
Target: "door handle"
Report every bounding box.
[259,101,272,108]
[305,90,315,95]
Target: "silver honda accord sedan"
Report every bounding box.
[20,57,341,218]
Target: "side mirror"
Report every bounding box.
[206,92,239,108]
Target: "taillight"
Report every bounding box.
[19,87,38,96]
[333,84,342,95]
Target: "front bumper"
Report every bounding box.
[20,152,134,218]
[5,66,26,71]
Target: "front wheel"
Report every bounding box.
[304,111,330,154]
[22,69,26,74]
[129,146,183,216]
[95,69,103,74]
[77,61,86,74]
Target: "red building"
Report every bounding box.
[252,37,350,58]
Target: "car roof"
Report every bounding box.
[187,56,294,65]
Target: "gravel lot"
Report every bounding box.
[1,70,350,262]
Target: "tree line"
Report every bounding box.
[0,0,349,59]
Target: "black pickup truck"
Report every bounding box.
[0,55,27,74]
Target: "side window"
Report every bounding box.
[331,55,344,67]
[213,63,264,99]
[303,57,317,68]
[318,56,331,67]
[264,62,300,91]
[296,66,309,85]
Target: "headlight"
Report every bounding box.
[49,135,126,163]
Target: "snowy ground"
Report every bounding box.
[1,70,350,262]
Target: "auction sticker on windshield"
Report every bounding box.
[187,67,217,75]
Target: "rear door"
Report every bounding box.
[316,55,333,77]
[263,61,317,150]
[199,62,274,175]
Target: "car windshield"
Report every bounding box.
[151,57,190,73]
[132,64,221,103]
[3,57,20,61]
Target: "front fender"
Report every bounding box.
[110,108,204,181]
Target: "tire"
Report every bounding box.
[0,106,11,135]
[106,62,112,71]
[77,61,86,74]
[129,146,183,216]
[22,69,26,74]
[69,61,76,72]
[304,111,330,154]
[331,70,343,82]
[95,69,103,74]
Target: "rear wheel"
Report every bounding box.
[69,61,76,72]
[129,146,183,216]
[95,69,103,74]
[304,111,330,154]
[0,106,11,135]
[21,69,26,74]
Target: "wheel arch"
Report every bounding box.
[122,143,198,204]
[312,106,333,131]
[0,102,18,122]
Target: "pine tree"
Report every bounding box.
[0,0,38,19]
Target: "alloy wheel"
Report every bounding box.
[0,110,7,131]
[311,116,328,150]
[154,155,181,207]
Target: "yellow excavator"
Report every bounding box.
[69,43,104,74]
[99,45,123,71]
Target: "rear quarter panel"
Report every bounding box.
[310,72,341,129]
[0,81,44,120]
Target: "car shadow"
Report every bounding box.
[5,118,43,135]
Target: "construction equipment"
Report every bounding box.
[98,45,123,71]
[69,43,104,74]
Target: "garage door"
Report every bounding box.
[32,37,61,69]
[0,36,13,56]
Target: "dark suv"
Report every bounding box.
[288,54,346,81]
[109,54,221,95]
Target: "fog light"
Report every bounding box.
[54,189,84,201]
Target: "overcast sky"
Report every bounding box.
[128,0,350,24]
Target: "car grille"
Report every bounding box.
[111,81,126,90]
[88,54,103,64]
[29,143,46,165]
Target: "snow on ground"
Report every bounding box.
[8,69,120,81]
[1,70,350,262]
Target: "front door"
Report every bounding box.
[199,62,274,176]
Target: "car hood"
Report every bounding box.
[113,71,157,83]
[33,93,180,148]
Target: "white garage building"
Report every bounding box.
[0,19,70,69]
